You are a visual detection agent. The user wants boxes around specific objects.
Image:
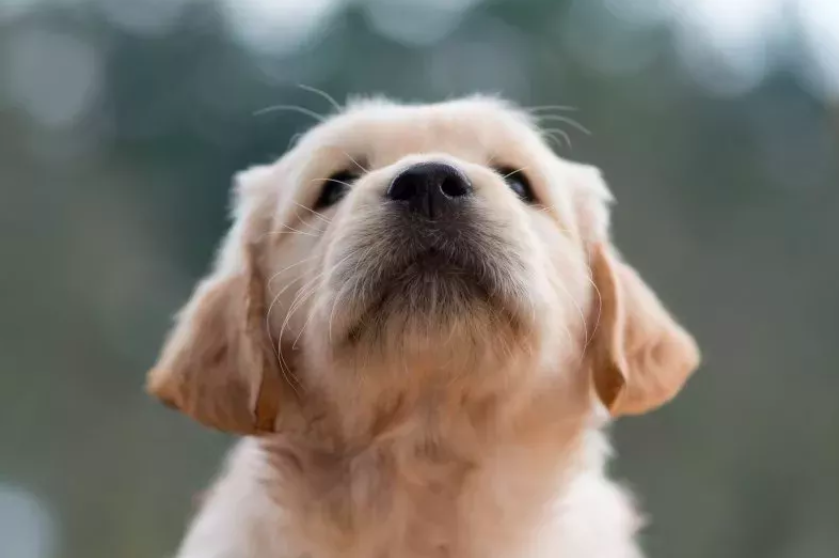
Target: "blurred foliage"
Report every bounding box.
[1,1,838,557]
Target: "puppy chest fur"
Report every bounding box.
[265,391,589,556]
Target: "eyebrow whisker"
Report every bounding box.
[501,167,529,180]
[535,114,592,136]
[542,127,573,150]
[315,146,371,174]
[343,151,370,174]
[297,84,343,113]
[311,177,356,189]
[287,132,305,150]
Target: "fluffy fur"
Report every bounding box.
[147,96,699,558]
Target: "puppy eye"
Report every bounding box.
[315,170,358,209]
[496,167,536,204]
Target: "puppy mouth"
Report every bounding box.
[381,247,492,298]
[344,246,498,342]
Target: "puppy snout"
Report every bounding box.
[386,162,472,219]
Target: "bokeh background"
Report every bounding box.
[1,0,838,557]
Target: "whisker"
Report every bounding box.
[267,270,316,328]
[315,145,371,174]
[502,167,529,180]
[286,252,351,352]
[311,177,355,190]
[535,114,592,136]
[287,132,304,150]
[542,127,573,150]
[297,84,343,113]
[291,200,332,224]
[274,270,330,389]
[287,275,326,351]
[541,133,564,152]
[258,225,322,241]
[343,151,370,174]
[266,256,317,289]
[266,274,310,394]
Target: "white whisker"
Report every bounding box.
[297,84,343,113]
[291,200,332,224]
[258,225,322,241]
[343,151,370,174]
[535,114,592,136]
[275,270,329,388]
[542,127,573,150]
[287,132,304,149]
[266,256,317,289]
[266,274,310,394]
[287,275,326,351]
[311,177,355,190]
[502,167,529,180]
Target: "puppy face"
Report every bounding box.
[147,97,699,434]
[293,101,589,390]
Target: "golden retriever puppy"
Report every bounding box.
[147,96,699,558]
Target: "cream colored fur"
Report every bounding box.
[147,96,699,558]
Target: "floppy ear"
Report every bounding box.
[588,243,700,416]
[146,167,288,434]
[559,160,699,415]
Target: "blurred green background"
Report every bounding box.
[1,1,838,557]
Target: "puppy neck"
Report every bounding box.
[260,363,595,558]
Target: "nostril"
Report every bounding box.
[440,175,469,198]
[387,176,418,202]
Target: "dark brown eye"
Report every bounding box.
[496,167,536,203]
[315,170,358,209]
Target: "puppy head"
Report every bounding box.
[147,96,699,434]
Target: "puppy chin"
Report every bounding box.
[319,269,535,371]
[350,254,490,332]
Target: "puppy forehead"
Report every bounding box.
[295,97,544,166]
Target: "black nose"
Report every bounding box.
[386,162,473,219]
